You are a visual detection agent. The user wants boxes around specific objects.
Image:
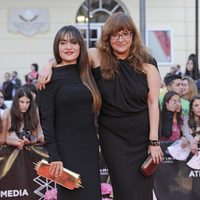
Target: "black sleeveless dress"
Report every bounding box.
[92,59,155,200]
[37,64,101,200]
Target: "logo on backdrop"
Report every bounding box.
[8,8,49,36]
[0,189,28,198]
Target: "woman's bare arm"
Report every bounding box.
[38,60,56,90]
[145,63,163,164]
[0,109,9,145]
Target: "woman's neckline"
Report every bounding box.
[55,63,78,68]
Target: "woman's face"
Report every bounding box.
[0,92,4,106]
[186,60,194,72]
[182,79,189,95]
[31,65,36,71]
[19,96,30,113]
[58,33,80,65]
[192,99,200,117]
[169,94,181,112]
[110,29,132,59]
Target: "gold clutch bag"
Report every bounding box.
[34,159,82,190]
[140,155,160,176]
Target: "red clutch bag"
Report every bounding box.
[34,159,82,190]
[140,154,160,176]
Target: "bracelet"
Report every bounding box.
[149,140,160,146]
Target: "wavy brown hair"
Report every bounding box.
[9,87,39,133]
[96,12,150,80]
[182,76,198,101]
[53,25,101,112]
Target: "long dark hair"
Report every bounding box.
[9,87,38,133]
[184,54,199,80]
[162,91,182,135]
[96,12,150,80]
[53,25,101,112]
[188,95,200,132]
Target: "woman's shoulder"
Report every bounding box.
[1,108,10,119]
[142,62,158,75]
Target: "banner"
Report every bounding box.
[1,143,200,200]
[0,145,111,200]
[0,145,55,200]
[154,142,200,200]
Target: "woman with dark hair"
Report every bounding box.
[182,95,200,155]
[25,63,39,83]
[184,53,199,80]
[37,25,102,199]
[38,13,163,200]
[6,87,38,149]
[161,91,183,141]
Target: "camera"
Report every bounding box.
[18,130,35,142]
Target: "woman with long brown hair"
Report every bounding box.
[38,13,163,200]
[37,25,102,200]
[6,87,38,149]
[182,76,198,101]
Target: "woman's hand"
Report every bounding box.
[49,161,63,178]
[180,136,189,148]
[16,140,25,150]
[22,137,31,145]
[6,132,25,149]
[166,100,176,112]
[148,145,163,164]
[190,143,198,155]
[38,62,54,90]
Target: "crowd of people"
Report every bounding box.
[0,63,39,102]
[0,12,200,200]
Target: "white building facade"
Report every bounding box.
[0,0,199,82]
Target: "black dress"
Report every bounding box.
[92,59,155,200]
[37,64,101,200]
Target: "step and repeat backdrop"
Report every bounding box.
[0,142,199,200]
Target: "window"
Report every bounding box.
[76,0,128,47]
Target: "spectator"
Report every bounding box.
[159,74,190,116]
[22,83,44,144]
[182,76,198,101]
[184,53,199,80]
[11,71,22,96]
[182,95,200,155]
[161,91,182,141]
[2,72,14,100]
[6,87,39,149]
[25,63,39,84]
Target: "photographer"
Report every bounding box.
[6,87,39,149]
